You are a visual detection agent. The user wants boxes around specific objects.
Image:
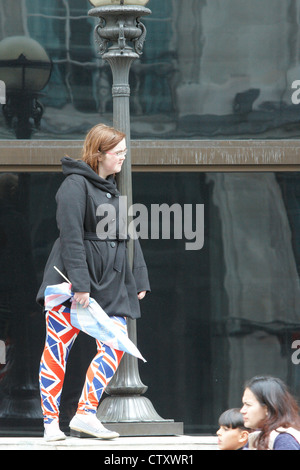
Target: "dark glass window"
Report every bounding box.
[0,171,299,435]
[0,0,300,139]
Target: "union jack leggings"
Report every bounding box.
[39,304,126,425]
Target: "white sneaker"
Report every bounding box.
[69,414,119,440]
[44,421,66,442]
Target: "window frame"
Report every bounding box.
[0,140,299,172]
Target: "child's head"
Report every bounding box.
[217,408,249,450]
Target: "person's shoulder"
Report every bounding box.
[56,174,88,202]
[274,432,300,450]
[64,173,86,183]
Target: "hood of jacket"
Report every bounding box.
[61,156,120,196]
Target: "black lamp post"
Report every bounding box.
[0,36,52,139]
[88,0,183,436]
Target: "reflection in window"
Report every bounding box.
[0,171,299,435]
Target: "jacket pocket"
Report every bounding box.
[85,240,106,285]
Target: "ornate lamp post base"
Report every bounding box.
[87,5,184,436]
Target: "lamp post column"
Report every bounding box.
[89,4,149,241]
[88,4,183,435]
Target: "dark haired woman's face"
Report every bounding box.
[240,388,267,430]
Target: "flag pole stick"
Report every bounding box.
[53,265,71,284]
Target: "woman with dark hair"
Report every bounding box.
[240,376,300,450]
[37,124,150,441]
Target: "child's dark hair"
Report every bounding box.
[218,408,249,431]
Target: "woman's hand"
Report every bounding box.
[137,291,146,300]
[74,292,90,309]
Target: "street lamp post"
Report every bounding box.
[88,0,183,435]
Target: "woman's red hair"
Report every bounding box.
[82,124,125,174]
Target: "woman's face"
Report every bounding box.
[240,388,267,430]
[98,137,127,179]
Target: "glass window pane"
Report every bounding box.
[0,171,299,435]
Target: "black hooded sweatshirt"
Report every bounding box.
[36,156,150,319]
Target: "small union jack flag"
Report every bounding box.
[44,282,146,362]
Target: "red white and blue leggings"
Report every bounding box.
[39,304,126,425]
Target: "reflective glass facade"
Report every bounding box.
[0,0,300,139]
[0,0,300,438]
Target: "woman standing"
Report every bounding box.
[37,124,150,442]
[240,376,300,450]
